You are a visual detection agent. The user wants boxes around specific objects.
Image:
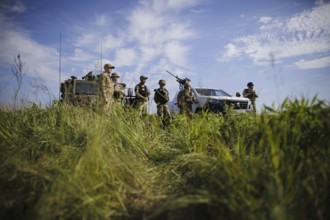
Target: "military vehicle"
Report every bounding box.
[60,71,135,107]
[166,70,253,114]
[168,87,253,114]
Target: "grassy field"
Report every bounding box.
[0,98,329,220]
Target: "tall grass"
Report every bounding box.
[0,98,329,219]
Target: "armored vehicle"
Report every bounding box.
[60,72,135,107]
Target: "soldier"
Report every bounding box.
[134,75,150,116]
[110,72,125,105]
[177,83,197,118]
[243,82,258,114]
[154,79,171,125]
[99,63,115,110]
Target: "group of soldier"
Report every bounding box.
[98,63,170,125]
[99,63,259,123]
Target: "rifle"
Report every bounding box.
[154,89,168,103]
[166,70,190,86]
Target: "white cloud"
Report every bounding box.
[114,48,138,66]
[142,0,201,12]
[295,56,330,69]
[0,30,58,80]
[221,43,241,60]
[1,1,26,13]
[220,3,330,69]
[128,9,165,32]
[124,0,198,71]
[258,16,272,24]
[102,34,124,50]
[164,41,189,67]
[75,33,99,49]
[95,14,111,27]
[135,45,160,72]
[166,0,200,10]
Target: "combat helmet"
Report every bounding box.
[158,79,166,85]
[247,82,254,87]
[111,72,120,78]
[104,63,115,69]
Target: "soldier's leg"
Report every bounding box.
[141,102,148,116]
[163,105,171,125]
[157,105,164,118]
[134,101,143,115]
[164,105,171,118]
[252,101,257,114]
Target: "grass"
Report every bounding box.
[0,98,329,219]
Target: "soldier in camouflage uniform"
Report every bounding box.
[99,63,115,110]
[110,72,125,105]
[177,83,197,118]
[154,79,171,125]
[243,82,258,114]
[134,75,150,116]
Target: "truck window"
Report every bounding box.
[75,82,99,95]
[195,89,230,97]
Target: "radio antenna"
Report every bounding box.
[100,39,103,73]
[58,32,62,100]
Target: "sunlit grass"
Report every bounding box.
[0,98,329,219]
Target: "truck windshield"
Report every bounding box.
[75,82,99,95]
[195,88,230,97]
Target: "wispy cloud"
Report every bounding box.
[219,3,330,69]
[295,56,330,69]
[95,14,111,27]
[164,41,189,67]
[114,48,138,67]
[1,1,26,13]
[0,16,58,80]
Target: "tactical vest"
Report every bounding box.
[155,88,168,104]
[136,84,149,99]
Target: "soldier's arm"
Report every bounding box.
[177,92,182,107]
[147,87,151,99]
[154,90,160,104]
[135,85,144,99]
[100,75,106,97]
[108,78,114,95]
[164,89,169,101]
[243,89,250,98]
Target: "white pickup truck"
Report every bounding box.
[168,87,253,114]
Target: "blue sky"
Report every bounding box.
[0,0,329,111]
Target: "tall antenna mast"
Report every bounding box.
[100,39,103,73]
[59,32,62,100]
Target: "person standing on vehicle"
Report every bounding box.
[177,83,196,118]
[134,75,150,116]
[243,82,258,114]
[100,63,115,110]
[110,72,125,105]
[154,79,171,125]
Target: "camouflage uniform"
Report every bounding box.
[111,72,125,105]
[100,63,115,110]
[154,79,171,125]
[134,75,150,116]
[243,82,258,114]
[177,84,196,118]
